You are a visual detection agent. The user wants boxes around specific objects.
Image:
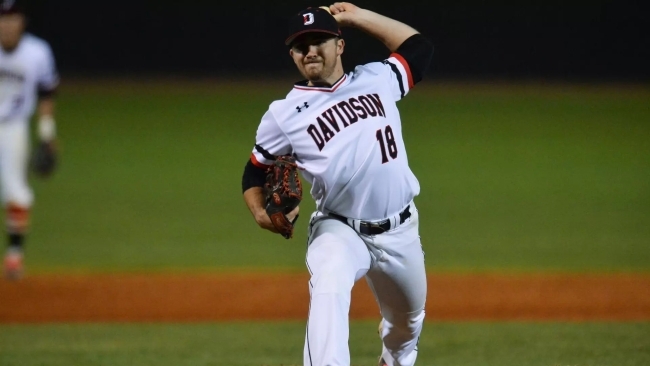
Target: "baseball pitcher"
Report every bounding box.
[241,3,434,365]
[1,1,59,280]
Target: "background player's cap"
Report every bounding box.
[285,7,341,46]
[0,0,23,16]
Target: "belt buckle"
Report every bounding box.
[362,219,389,234]
[364,219,386,228]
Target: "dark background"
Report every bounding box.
[18,0,649,81]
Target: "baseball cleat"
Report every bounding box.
[378,357,388,366]
[3,249,24,280]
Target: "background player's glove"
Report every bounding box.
[31,141,57,178]
[264,155,302,239]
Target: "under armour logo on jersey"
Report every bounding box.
[303,13,314,25]
[296,102,309,113]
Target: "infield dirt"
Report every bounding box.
[1,272,649,323]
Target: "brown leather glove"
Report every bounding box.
[264,155,303,239]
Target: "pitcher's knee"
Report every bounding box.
[384,310,425,338]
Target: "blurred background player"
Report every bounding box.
[0,0,59,280]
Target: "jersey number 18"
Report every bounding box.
[375,125,398,164]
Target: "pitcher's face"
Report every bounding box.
[290,33,344,83]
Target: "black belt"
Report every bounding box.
[328,205,412,235]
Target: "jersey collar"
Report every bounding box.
[293,74,347,92]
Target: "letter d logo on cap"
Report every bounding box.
[303,13,314,25]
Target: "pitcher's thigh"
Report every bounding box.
[307,218,372,291]
[366,236,427,322]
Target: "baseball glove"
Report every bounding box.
[31,141,57,178]
[265,155,303,239]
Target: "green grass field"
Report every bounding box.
[3,80,649,365]
[21,80,650,272]
[2,322,649,366]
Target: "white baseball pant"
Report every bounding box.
[304,203,427,366]
[0,119,34,208]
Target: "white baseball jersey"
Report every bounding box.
[0,33,59,122]
[252,54,419,221]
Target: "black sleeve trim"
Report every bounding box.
[255,144,276,161]
[382,60,406,98]
[395,34,434,84]
[242,159,268,193]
